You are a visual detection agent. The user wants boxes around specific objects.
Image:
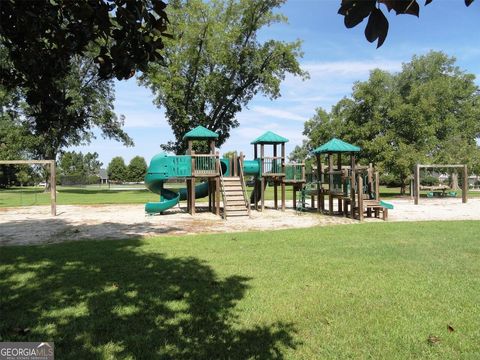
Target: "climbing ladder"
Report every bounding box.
[221,176,250,218]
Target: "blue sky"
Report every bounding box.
[73,0,480,166]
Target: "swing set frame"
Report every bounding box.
[413,164,468,205]
[0,160,57,215]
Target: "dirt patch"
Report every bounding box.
[0,203,355,246]
[1,198,479,246]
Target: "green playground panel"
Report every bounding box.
[285,164,303,181]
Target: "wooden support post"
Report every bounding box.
[281,143,286,211]
[261,177,265,212]
[216,177,220,215]
[375,172,380,200]
[233,152,237,177]
[337,153,342,213]
[190,177,196,215]
[208,180,212,211]
[273,144,278,209]
[350,174,355,219]
[293,185,296,209]
[368,163,373,195]
[358,175,364,221]
[414,164,420,205]
[274,181,278,209]
[463,164,468,203]
[328,153,333,215]
[50,160,56,216]
[316,155,322,212]
[350,153,356,218]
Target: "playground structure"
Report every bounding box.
[413,164,468,205]
[249,131,306,211]
[144,130,393,221]
[0,159,56,216]
[144,128,306,218]
[304,138,392,221]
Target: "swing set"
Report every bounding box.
[413,164,468,205]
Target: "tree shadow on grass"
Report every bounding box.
[0,240,297,359]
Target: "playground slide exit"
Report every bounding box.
[144,172,209,214]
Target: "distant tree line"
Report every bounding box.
[107,156,148,183]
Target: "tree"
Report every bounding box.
[127,156,148,182]
[0,0,168,165]
[6,54,133,162]
[298,51,480,194]
[58,151,103,184]
[0,0,169,84]
[338,0,476,48]
[222,151,238,159]
[140,0,307,154]
[107,156,128,182]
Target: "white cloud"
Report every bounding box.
[251,106,309,122]
[302,59,402,77]
[122,110,169,129]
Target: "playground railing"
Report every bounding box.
[285,163,305,182]
[238,153,251,217]
[192,154,218,176]
[217,158,228,219]
[262,157,283,175]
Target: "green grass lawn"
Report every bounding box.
[1,222,479,359]
[0,184,478,207]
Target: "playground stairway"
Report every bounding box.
[221,176,250,218]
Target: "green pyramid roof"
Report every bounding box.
[251,131,289,145]
[312,138,361,154]
[183,126,219,140]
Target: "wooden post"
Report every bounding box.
[216,177,220,215]
[350,153,355,219]
[337,153,342,213]
[260,144,265,211]
[210,140,215,154]
[463,164,468,203]
[293,185,297,209]
[368,163,373,195]
[375,171,380,200]
[188,140,193,154]
[261,177,265,212]
[328,153,333,215]
[358,175,364,221]
[233,152,237,177]
[50,160,56,216]
[414,164,420,205]
[281,143,286,211]
[208,180,212,211]
[316,155,322,212]
[273,144,278,209]
[190,177,196,215]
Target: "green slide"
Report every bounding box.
[379,200,394,210]
[144,153,210,214]
[145,173,209,214]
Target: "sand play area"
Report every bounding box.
[1,198,479,246]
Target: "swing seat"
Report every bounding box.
[447,191,457,197]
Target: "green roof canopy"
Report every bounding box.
[183,125,219,140]
[251,131,289,145]
[312,138,361,154]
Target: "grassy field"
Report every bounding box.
[0,184,478,207]
[1,222,479,359]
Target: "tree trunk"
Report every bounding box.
[400,177,406,195]
[450,172,459,190]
